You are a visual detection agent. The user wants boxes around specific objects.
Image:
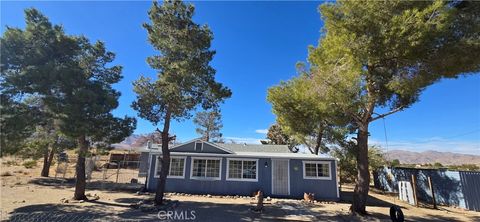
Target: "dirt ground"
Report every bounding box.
[1,158,479,222]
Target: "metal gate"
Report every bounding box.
[272,159,289,195]
[460,171,480,211]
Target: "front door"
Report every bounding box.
[271,159,289,195]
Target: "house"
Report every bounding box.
[140,139,339,200]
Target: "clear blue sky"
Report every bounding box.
[2,1,479,155]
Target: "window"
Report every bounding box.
[303,161,331,180]
[227,159,258,181]
[191,158,221,180]
[155,156,186,178]
[195,142,203,151]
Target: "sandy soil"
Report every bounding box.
[1,158,479,221]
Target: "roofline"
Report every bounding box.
[168,138,234,154]
[168,138,202,149]
[145,151,336,160]
[203,141,235,154]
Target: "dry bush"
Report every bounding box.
[22,160,37,169]
[1,171,14,177]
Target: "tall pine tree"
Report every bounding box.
[132,0,231,205]
[308,1,480,213]
[1,8,136,200]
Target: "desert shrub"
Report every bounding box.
[22,160,37,169]
[3,160,18,166]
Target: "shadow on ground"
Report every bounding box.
[29,177,142,194]
[5,199,346,222]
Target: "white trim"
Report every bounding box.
[168,138,234,154]
[146,153,153,190]
[203,141,235,154]
[168,138,203,150]
[154,156,187,179]
[271,159,273,195]
[226,158,259,182]
[145,151,336,160]
[335,159,339,198]
[190,157,222,180]
[302,161,332,180]
[288,160,290,195]
[194,141,204,152]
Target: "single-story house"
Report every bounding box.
[140,139,339,200]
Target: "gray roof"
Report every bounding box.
[213,143,292,153]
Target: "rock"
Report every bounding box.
[266,196,271,201]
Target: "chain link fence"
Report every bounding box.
[54,152,146,190]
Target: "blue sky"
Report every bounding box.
[2,1,479,155]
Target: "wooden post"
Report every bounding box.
[427,176,437,209]
[411,174,418,207]
[116,162,120,183]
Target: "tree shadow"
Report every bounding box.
[407,212,480,222]
[6,203,117,221]
[340,189,395,208]
[29,177,143,194]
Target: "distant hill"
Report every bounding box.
[385,150,480,165]
[113,133,162,151]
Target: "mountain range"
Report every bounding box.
[385,149,480,165]
[117,135,479,165]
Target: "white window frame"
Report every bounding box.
[154,156,187,179]
[226,158,259,182]
[194,141,204,151]
[190,157,222,180]
[302,161,332,180]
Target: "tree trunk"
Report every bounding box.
[313,124,324,155]
[154,109,172,205]
[41,146,50,177]
[40,145,56,177]
[351,123,370,214]
[74,134,88,200]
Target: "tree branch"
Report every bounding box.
[370,107,404,122]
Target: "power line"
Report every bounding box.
[441,129,480,140]
[383,129,480,146]
[382,117,389,152]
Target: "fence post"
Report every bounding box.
[116,161,120,183]
[411,174,418,207]
[427,176,437,209]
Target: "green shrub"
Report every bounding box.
[3,160,18,166]
[22,160,37,169]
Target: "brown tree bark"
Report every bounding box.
[313,124,324,155]
[74,134,88,200]
[351,123,370,214]
[154,109,172,205]
[41,146,50,177]
[40,145,56,177]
